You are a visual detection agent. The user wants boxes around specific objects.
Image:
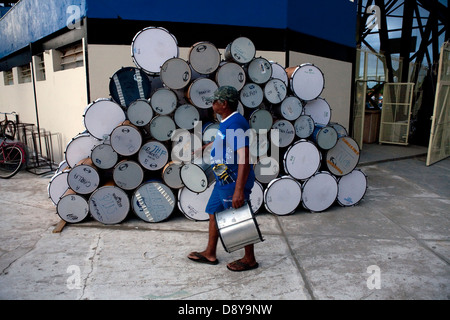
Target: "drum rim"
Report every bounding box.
[89,185,131,225]
[177,184,213,221]
[301,171,338,212]
[131,181,175,223]
[179,163,212,193]
[336,169,368,207]
[188,41,221,75]
[56,193,89,223]
[160,57,192,89]
[131,27,179,74]
[67,164,100,194]
[283,139,322,180]
[290,64,325,101]
[263,176,302,215]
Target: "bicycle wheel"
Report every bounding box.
[2,120,16,140]
[0,144,24,178]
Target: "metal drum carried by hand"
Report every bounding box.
[301,171,338,213]
[224,37,256,64]
[180,161,215,193]
[160,57,191,90]
[286,63,324,101]
[131,26,179,74]
[89,181,130,225]
[264,176,302,216]
[67,158,100,195]
[132,180,176,223]
[188,41,221,75]
[283,140,321,180]
[215,202,264,253]
[336,169,367,207]
[109,67,152,107]
[83,98,126,140]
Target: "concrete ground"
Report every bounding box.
[0,143,449,300]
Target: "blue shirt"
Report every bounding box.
[210,112,255,190]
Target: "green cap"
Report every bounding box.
[205,86,239,104]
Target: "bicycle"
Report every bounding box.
[0,111,18,140]
[0,134,26,179]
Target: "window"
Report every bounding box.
[18,64,31,83]
[35,53,46,81]
[56,42,84,71]
[3,70,14,85]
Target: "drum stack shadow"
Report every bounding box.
[47,26,368,226]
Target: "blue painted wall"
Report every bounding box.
[0,0,356,60]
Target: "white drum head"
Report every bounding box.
[89,185,130,225]
[91,143,118,169]
[337,169,367,207]
[240,83,263,108]
[162,161,184,189]
[67,164,100,194]
[189,42,221,75]
[271,119,295,148]
[302,172,338,212]
[312,126,338,150]
[279,96,303,121]
[150,88,177,115]
[65,133,101,168]
[47,171,69,205]
[294,115,315,139]
[131,27,179,74]
[284,140,321,180]
[250,109,273,132]
[254,156,279,184]
[132,181,175,223]
[303,98,331,126]
[110,123,142,156]
[264,176,302,215]
[178,182,215,221]
[215,62,246,91]
[138,140,169,170]
[171,130,202,163]
[270,62,288,86]
[127,99,153,127]
[249,181,264,214]
[174,104,200,130]
[57,194,89,223]
[325,137,360,176]
[83,99,126,140]
[290,64,324,101]
[225,37,255,64]
[247,57,272,84]
[180,163,214,193]
[187,78,218,109]
[113,160,144,190]
[264,78,287,104]
[160,58,191,90]
[150,116,176,141]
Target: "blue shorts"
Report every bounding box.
[205,184,252,215]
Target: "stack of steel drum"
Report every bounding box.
[47,26,367,225]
